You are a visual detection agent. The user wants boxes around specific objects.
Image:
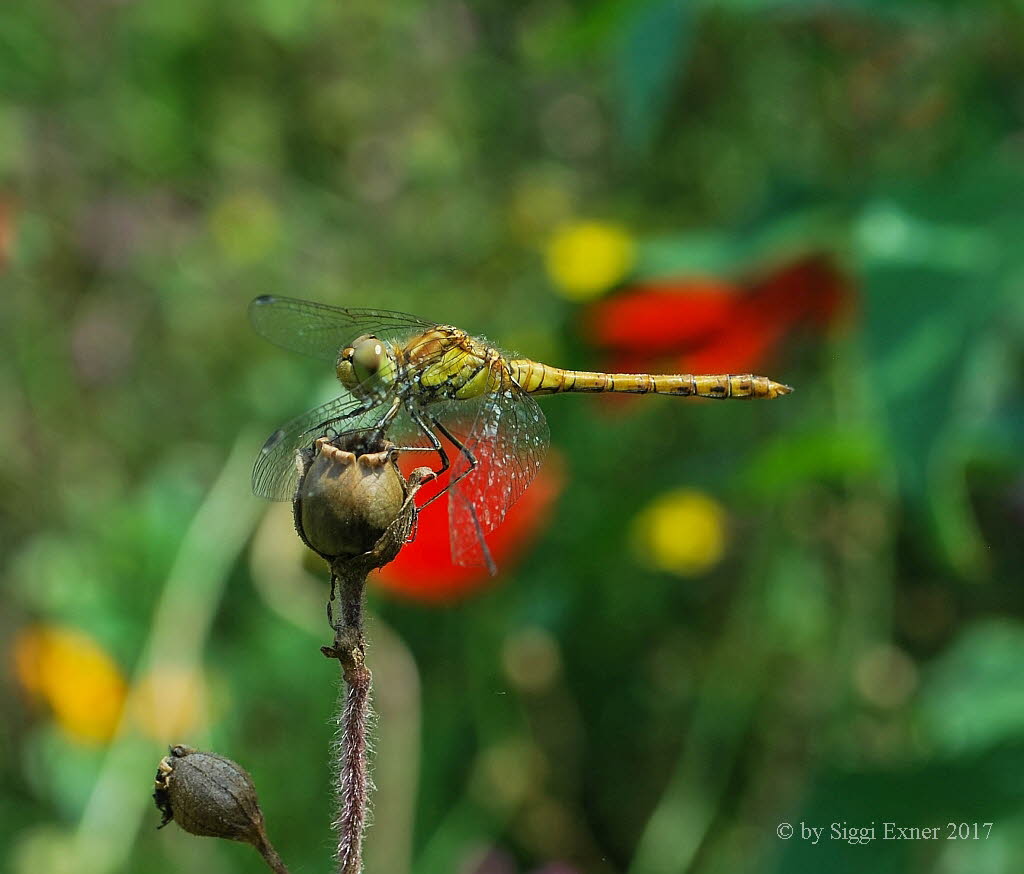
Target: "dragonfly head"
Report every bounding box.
[337,335,398,398]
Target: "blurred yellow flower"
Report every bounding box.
[209,190,280,264]
[632,488,728,576]
[13,625,126,745]
[545,221,635,301]
[131,665,208,742]
[508,175,573,241]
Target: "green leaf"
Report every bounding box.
[743,428,883,497]
[917,620,1024,756]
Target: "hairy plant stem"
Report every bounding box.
[322,561,375,874]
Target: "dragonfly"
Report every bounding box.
[249,295,793,572]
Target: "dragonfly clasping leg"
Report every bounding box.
[417,416,480,510]
[430,417,495,576]
[370,396,404,443]
[404,406,449,487]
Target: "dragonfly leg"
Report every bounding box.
[435,421,477,483]
[406,406,449,482]
[370,396,403,441]
[427,418,496,576]
[417,417,477,510]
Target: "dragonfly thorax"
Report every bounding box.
[404,327,507,402]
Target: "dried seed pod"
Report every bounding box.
[153,745,266,843]
[154,746,290,872]
[293,433,420,561]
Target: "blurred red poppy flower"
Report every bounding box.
[374,454,564,604]
[585,253,854,377]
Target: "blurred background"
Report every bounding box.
[3,1,1024,872]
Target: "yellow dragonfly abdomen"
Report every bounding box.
[507,359,792,399]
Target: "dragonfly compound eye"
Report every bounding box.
[351,337,383,383]
[338,334,397,395]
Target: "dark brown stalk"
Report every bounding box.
[256,835,292,874]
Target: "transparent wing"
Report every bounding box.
[249,295,437,361]
[253,388,451,502]
[254,393,388,501]
[403,395,487,449]
[443,388,550,569]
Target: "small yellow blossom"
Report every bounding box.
[13,625,126,745]
[545,221,635,301]
[209,190,280,264]
[632,488,728,576]
[508,175,573,241]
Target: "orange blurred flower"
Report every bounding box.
[0,196,16,269]
[375,457,564,604]
[13,625,127,745]
[585,253,854,376]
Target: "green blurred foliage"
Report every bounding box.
[2,1,1024,873]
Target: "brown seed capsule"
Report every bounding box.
[153,745,266,843]
[154,746,290,872]
[293,433,414,560]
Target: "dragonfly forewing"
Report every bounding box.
[250,295,435,361]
